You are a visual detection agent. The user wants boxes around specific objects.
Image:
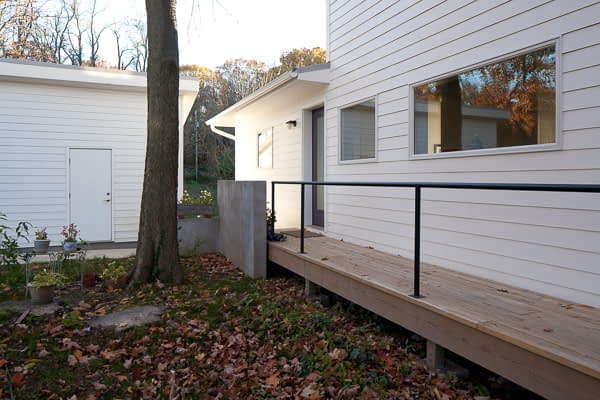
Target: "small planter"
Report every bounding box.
[30,285,55,304]
[104,274,128,290]
[34,239,50,252]
[63,241,77,252]
[83,272,98,288]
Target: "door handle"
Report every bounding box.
[104,199,111,202]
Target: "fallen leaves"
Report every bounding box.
[100,349,127,362]
[67,355,78,367]
[11,373,24,387]
[0,254,499,399]
[300,383,322,399]
[328,347,346,361]
[265,371,280,387]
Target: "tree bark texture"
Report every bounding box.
[130,0,182,284]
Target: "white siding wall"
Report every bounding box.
[234,86,325,229]
[0,80,147,243]
[325,0,600,306]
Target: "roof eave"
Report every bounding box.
[205,71,296,127]
[206,62,331,127]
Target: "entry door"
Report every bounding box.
[312,107,325,227]
[69,149,112,241]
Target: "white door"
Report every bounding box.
[69,149,112,241]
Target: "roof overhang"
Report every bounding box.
[0,57,198,94]
[206,62,330,138]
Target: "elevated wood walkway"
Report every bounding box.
[268,236,600,400]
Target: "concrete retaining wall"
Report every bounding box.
[176,180,267,279]
[177,217,219,255]
[217,180,267,279]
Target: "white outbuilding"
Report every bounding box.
[0,58,198,244]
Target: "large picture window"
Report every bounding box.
[340,100,376,161]
[257,128,273,168]
[413,45,556,155]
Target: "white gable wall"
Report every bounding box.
[234,82,326,229]
[325,0,600,306]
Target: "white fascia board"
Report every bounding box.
[0,58,198,95]
[179,77,199,93]
[296,68,329,83]
[205,72,296,127]
[205,63,330,130]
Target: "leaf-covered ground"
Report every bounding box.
[0,254,535,399]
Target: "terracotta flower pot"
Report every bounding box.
[83,272,98,288]
[105,274,128,290]
[30,286,55,304]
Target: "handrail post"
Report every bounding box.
[271,181,275,232]
[413,185,422,298]
[300,183,305,253]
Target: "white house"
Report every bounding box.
[207,1,600,308]
[207,63,329,229]
[0,58,198,244]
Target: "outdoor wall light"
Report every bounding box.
[286,120,297,129]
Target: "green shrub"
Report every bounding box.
[1,212,31,266]
[99,262,128,280]
[62,311,84,329]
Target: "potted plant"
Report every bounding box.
[266,208,285,241]
[30,270,66,304]
[34,227,50,252]
[61,223,79,252]
[100,262,128,290]
[82,265,98,288]
[266,208,276,234]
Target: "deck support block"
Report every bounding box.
[305,279,320,298]
[426,340,445,371]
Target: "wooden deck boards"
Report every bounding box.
[268,236,600,399]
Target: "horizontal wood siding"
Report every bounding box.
[325,0,600,306]
[0,80,147,243]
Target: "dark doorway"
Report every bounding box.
[312,107,324,227]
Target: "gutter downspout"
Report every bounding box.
[208,124,236,141]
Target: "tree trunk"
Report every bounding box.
[130,0,182,285]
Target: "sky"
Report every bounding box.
[98,0,327,69]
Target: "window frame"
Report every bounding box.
[338,96,379,164]
[408,39,562,160]
[257,127,274,169]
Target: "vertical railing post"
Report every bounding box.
[413,185,422,298]
[271,181,275,232]
[300,183,305,253]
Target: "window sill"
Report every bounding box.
[409,142,561,160]
[338,157,378,165]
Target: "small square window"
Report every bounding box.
[258,128,273,168]
[340,100,376,161]
[413,45,556,155]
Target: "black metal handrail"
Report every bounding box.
[271,180,600,298]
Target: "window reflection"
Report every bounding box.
[414,45,556,155]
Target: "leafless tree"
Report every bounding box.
[128,18,148,72]
[65,0,85,65]
[112,24,132,70]
[43,0,74,63]
[86,0,107,66]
